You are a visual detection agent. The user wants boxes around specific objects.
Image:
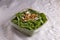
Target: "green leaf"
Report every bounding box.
[11,19,18,25]
[34,19,42,29]
[40,13,47,23]
[28,9,38,14]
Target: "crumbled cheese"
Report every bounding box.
[35,17,39,20]
[22,17,24,19]
[26,11,30,14]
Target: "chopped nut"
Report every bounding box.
[22,12,38,22]
[24,20,27,22]
[30,14,38,19]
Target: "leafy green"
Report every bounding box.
[11,9,47,30]
[40,13,47,23]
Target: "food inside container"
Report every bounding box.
[11,8,47,36]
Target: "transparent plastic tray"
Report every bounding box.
[9,8,50,36]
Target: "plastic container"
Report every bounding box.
[10,8,50,36]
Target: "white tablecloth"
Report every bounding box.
[0,0,60,40]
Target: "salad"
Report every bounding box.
[11,9,47,30]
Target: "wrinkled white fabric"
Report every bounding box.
[0,0,60,40]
